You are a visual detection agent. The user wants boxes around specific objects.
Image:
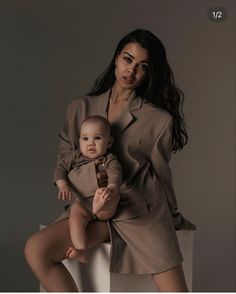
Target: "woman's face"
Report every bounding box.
[115,42,149,90]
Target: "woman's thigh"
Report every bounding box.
[25,218,110,264]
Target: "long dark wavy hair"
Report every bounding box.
[88,29,188,152]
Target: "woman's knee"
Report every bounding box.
[25,221,71,268]
[24,231,52,268]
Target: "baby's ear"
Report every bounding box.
[108,136,114,148]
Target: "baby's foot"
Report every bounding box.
[92,191,106,215]
[66,246,89,263]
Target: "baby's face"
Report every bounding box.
[79,121,113,159]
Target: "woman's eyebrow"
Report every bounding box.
[123,51,148,63]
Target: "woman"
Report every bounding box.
[24,29,195,292]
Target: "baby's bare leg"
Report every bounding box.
[68,200,92,262]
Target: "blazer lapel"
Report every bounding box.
[111,91,143,138]
[93,89,143,138]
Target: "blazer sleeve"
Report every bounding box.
[57,102,75,161]
[150,117,196,230]
[53,101,81,183]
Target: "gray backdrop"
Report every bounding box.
[0,0,235,292]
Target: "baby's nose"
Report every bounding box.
[88,140,95,146]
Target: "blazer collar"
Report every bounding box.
[98,88,142,137]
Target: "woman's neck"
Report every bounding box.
[110,82,135,103]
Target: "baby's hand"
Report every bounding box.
[56,179,72,201]
[58,186,72,201]
[92,187,112,215]
[94,187,113,201]
[93,185,119,216]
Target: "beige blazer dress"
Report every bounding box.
[53,89,195,274]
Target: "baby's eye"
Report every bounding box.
[81,137,88,141]
[95,136,102,140]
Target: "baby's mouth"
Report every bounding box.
[88,148,96,152]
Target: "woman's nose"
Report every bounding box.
[128,64,136,75]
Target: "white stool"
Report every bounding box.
[40,226,193,292]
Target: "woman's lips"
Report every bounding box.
[123,76,135,84]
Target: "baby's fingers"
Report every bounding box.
[58,190,71,201]
[58,190,63,200]
[67,191,72,201]
[63,191,71,201]
[103,194,110,200]
[102,191,112,201]
[100,189,108,198]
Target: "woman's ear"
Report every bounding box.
[108,136,114,148]
[115,52,120,66]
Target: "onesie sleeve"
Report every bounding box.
[53,151,77,183]
[150,117,196,230]
[105,154,122,188]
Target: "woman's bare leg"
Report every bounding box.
[152,264,188,292]
[24,218,109,292]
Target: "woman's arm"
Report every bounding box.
[57,102,76,162]
[150,117,196,230]
[53,101,79,183]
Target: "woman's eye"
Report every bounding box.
[124,57,132,63]
[140,64,148,71]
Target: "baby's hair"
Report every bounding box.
[80,115,111,135]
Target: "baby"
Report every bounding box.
[55,115,122,262]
